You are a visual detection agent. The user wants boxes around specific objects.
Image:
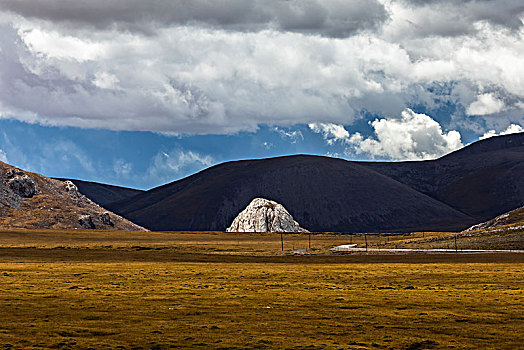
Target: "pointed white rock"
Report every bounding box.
[226,198,308,233]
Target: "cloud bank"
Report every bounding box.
[349,109,463,160]
[0,0,388,38]
[0,0,522,138]
[310,109,463,160]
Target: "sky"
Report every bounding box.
[0,0,523,189]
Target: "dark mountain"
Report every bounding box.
[55,179,143,206]
[106,156,474,232]
[361,133,524,221]
[106,132,524,233]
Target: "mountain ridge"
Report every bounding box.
[105,154,475,232]
[361,133,524,220]
[104,133,524,232]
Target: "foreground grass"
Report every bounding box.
[0,231,523,349]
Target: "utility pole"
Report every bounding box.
[454,235,458,252]
[281,232,284,252]
[308,231,311,250]
[365,234,368,252]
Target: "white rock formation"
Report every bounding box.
[227,198,308,233]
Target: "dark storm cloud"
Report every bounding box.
[398,0,524,32]
[0,0,388,37]
[0,0,523,140]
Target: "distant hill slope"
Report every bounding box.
[0,162,147,231]
[464,206,524,232]
[106,155,473,232]
[55,179,143,206]
[361,133,524,221]
[106,133,524,233]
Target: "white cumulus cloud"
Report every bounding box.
[19,27,104,61]
[308,122,349,145]
[466,93,505,116]
[479,124,524,140]
[348,109,463,160]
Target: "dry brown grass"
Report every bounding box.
[0,230,522,349]
[379,227,524,251]
[0,229,433,253]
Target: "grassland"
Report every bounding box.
[0,230,523,349]
[375,226,524,251]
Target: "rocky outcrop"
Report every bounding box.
[4,169,37,198]
[64,180,81,199]
[79,215,95,229]
[1,170,23,209]
[8,175,37,198]
[99,212,114,226]
[0,161,147,231]
[227,198,308,233]
[78,212,115,229]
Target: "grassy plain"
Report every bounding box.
[0,230,523,349]
[377,226,524,251]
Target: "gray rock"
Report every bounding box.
[79,215,95,229]
[8,175,36,198]
[227,198,308,233]
[5,169,25,179]
[99,212,114,226]
[64,180,82,199]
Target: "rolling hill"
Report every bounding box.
[106,133,524,233]
[106,156,474,232]
[362,132,524,221]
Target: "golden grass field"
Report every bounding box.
[0,230,523,349]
